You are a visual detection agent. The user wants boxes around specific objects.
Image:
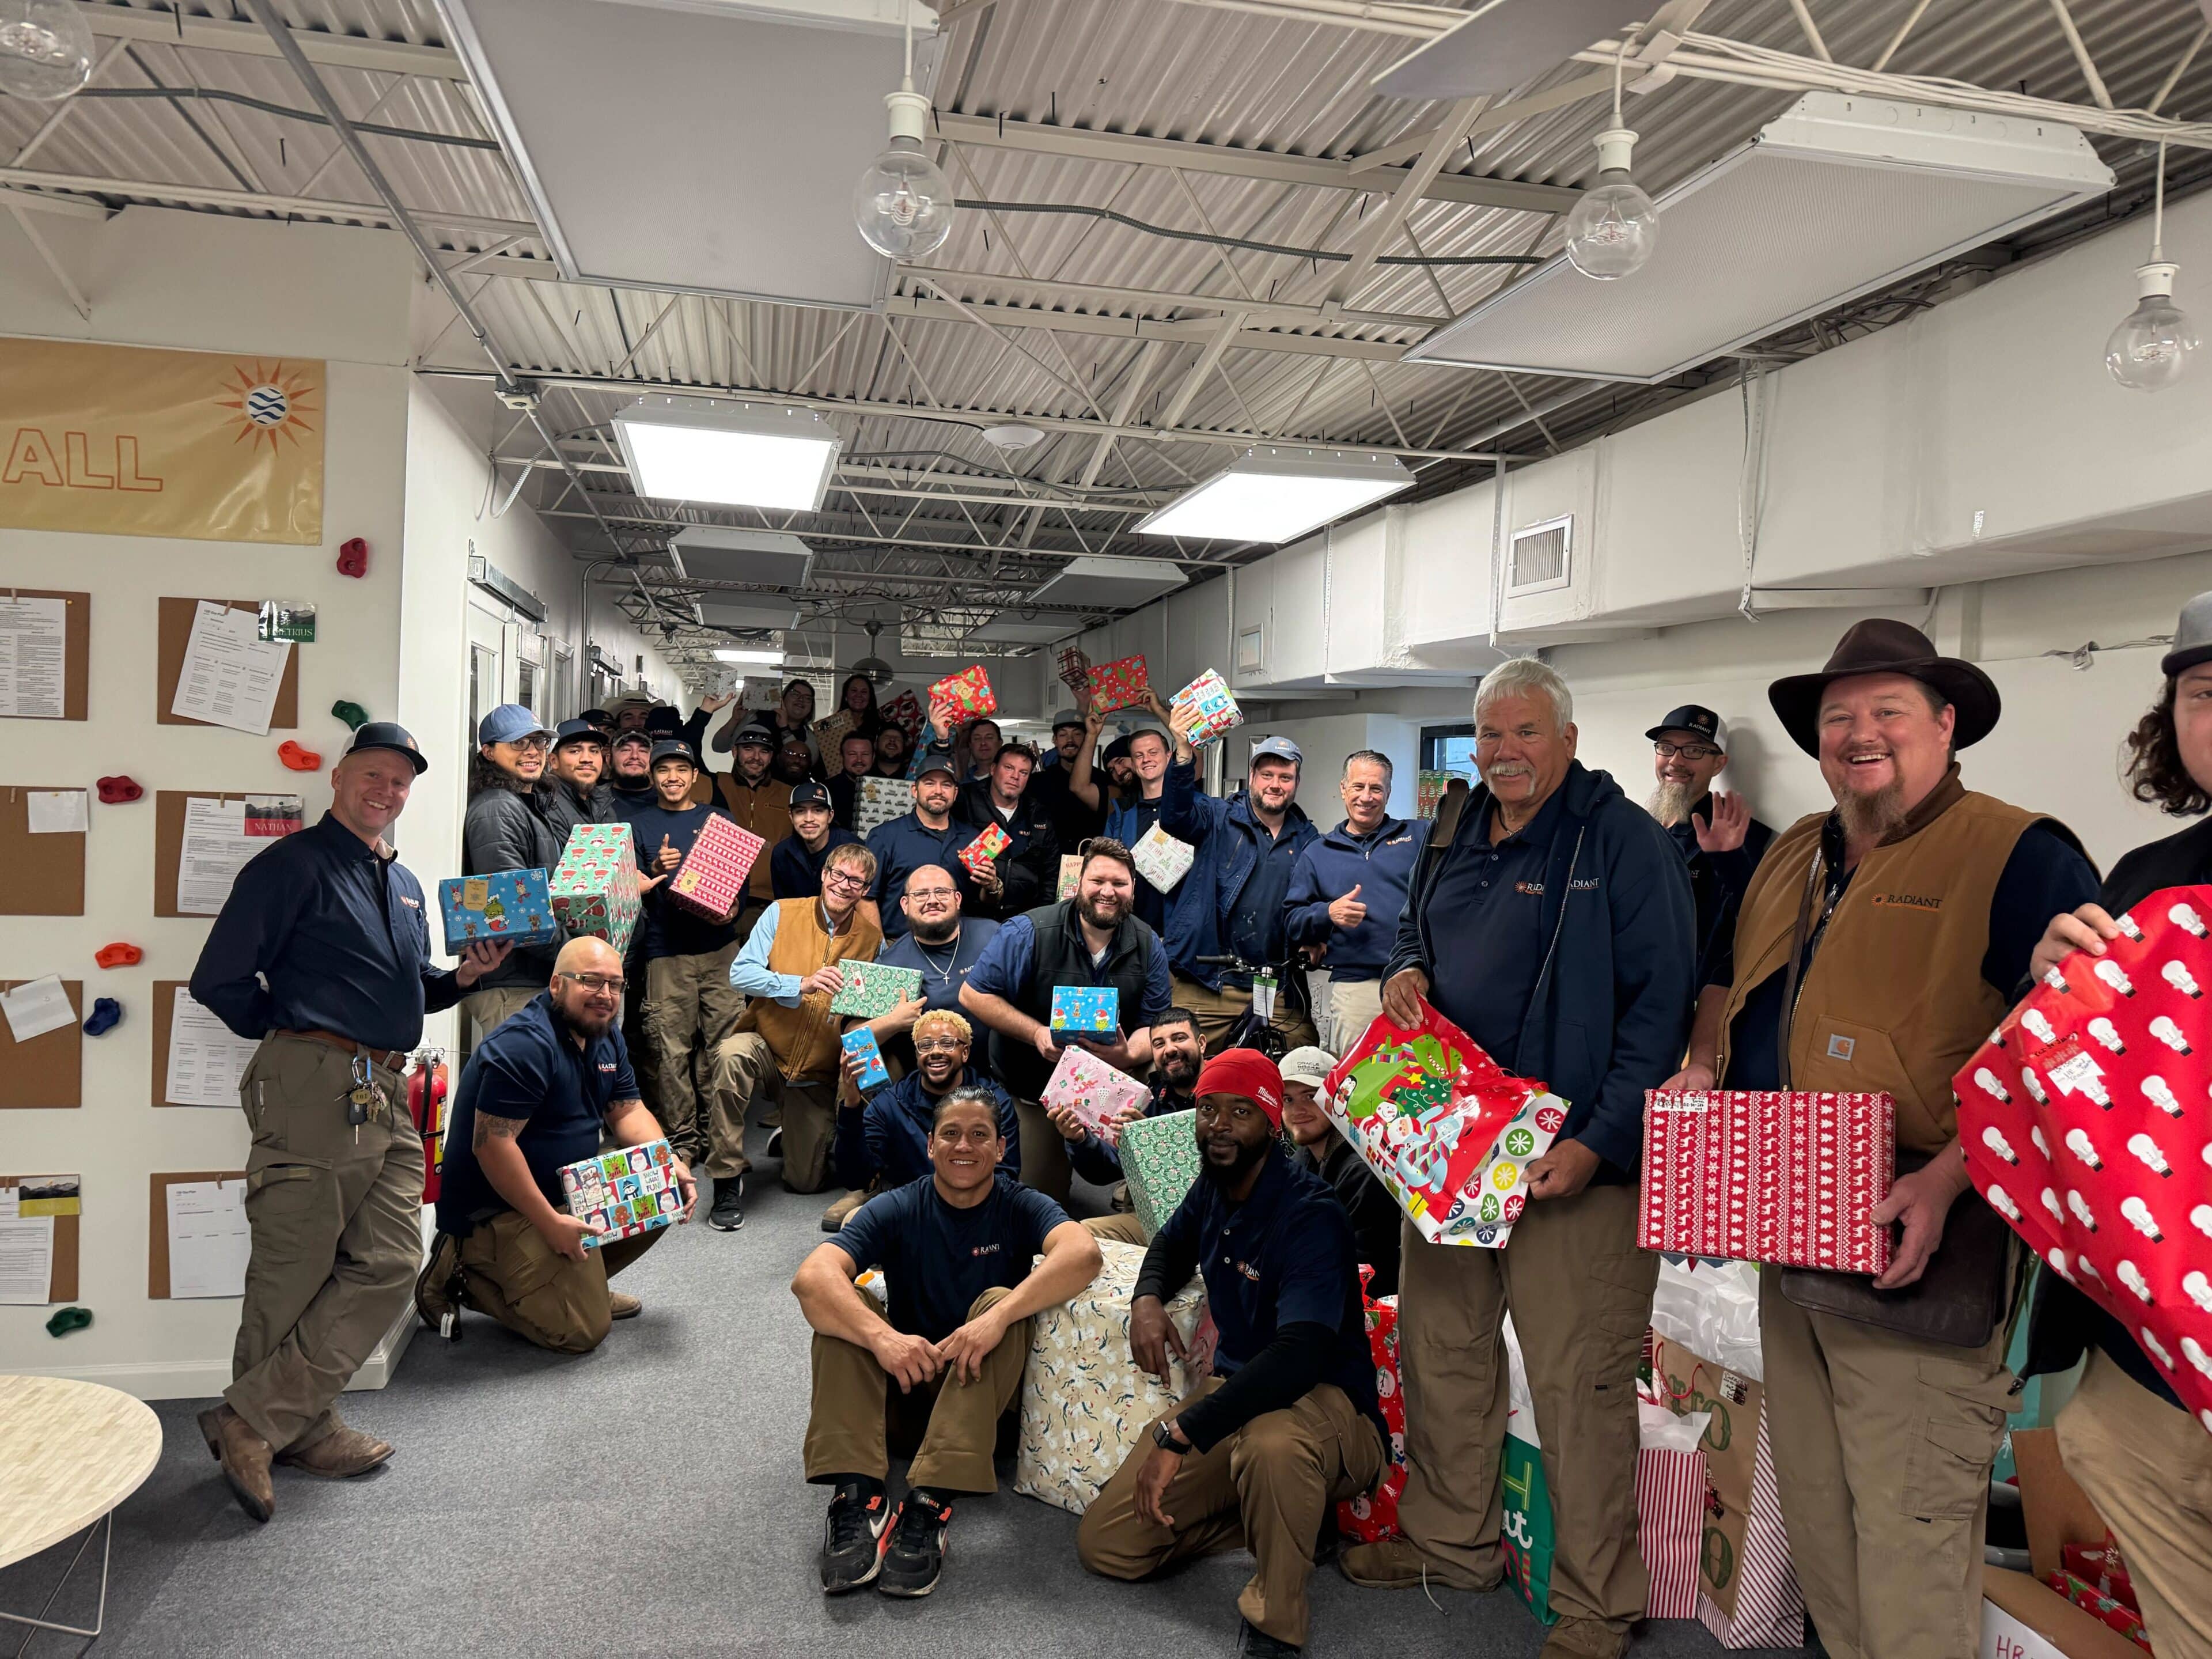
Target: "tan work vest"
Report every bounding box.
[737,897,882,1081]
[712,774,794,901]
[1715,778,2049,1156]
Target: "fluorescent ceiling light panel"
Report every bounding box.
[712,647,786,665]
[1028,555,1190,611]
[1373,0,1647,99]
[615,398,842,512]
[1408,93,2113,384]
[1138,448,1414,544]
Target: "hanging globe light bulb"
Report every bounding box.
[1565,127,1658,281]
[853,87,953,259]
[2107,262,2198,392]
[0,0,95,102]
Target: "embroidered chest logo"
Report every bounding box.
[1569,877,1599,891]
[1514,881,1545,896]
[399,895,420,909]
[971,1242,1002,1257]
[597,1062,618,1074]
[1871,892,1942,912]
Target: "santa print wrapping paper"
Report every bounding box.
[1955,882,2212,1435]
[1086,654,1150,715]
[1335,1286,1407,1544]
[1169,669,1244,748]
[1638,1090,1896,1275]
[549,822,641,955]
[927,665,996,718]
[828,962,923,1020]
[1039,1044,1151,1138]
[2043,1572,2153,1653]
[666,815,765,921]
[1321,998,1563,1247]
[559,1139,683,1250]
[881,689,926,743]
[957,823,1011,884]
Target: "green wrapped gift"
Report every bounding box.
[1120,1108,1199,1237]
[830,962,925,1020]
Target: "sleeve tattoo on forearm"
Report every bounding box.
[473,1112,529,1152]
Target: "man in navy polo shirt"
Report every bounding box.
[865,745,973,940]
[416,936,695,1355]
[1078,1049,1387,1658]
[793,1088,1101,1600]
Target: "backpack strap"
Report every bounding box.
[1429,786,1467,850]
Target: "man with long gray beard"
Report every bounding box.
[1665,618,2096,1659]
[1644,704,1772,991]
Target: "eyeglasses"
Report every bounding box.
[914,1035,965,1053]
[562,972,626,996]
[509,736,550,753]
[1653,741,1721,761]
[822,869,871,892]
[906,886,957,902]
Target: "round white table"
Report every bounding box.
[0,1376,161,1654]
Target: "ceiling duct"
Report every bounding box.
[666,527,817,590]
[696,600,805,631]
[965,618,1081,646]
[1028,555,1189,611]
[1407,93,2114,384]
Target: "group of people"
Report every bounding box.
[179,607,2212,1659]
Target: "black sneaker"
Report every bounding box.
[1238,1620,1301,1657]
[819,1478,891,1593]
[414,1232,465,1338]
[708,1174,745,1232]
[877,1488,952,1597]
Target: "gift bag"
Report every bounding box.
[1502,1314,1559,1627]
[1638,1397,1713,1620]
[1335,1288,1406,1544]
[1086,654,1149,714]
[1056,853,1082,900]
[829,963,923,1020]
[927,665,996,718]
[1120,1108,1198,1237]
[1039,1044,1151,1138]
[957,823,1010,884]
[1132,823,1195,892]
[1321,998,1565,1247]
[1169,669,1243,748]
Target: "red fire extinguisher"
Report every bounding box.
[407,1052,450,1202]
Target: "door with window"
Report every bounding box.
[467,603,507,759]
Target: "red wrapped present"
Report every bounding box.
[667,814,765,921]
[956,823,1010,884]
[1956,882,2212,1438]
[2043,1571,2153,1652]
[882,688,926,742]
[927,665,996,719]
[1639,1090,1895,1275]
[1057,645,1092,695]
[2061,1537,2137,1613]
[1335,1287,1406,1543]
[1086,654,1149,714]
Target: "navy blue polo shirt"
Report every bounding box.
[435,993,642,1237]
[189,812,462,1052]
[865,811,974,939]
[624,800,740,961]
[836,1175,1069,1344]
[771,826,863,900]
[877,919,1002,1015]
[962,912,1175,1025]
[1423,789,1567,1072]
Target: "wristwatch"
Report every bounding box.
[1152,1420,1191,1454]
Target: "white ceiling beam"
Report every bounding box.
[494,453,1164,512]
[1154,309,1249,432]
[72,1,465,79]
[899,266,1444,328]
[2043,0,2113,110]
[0,186,109,221]
[0,165,537,237]
[887,294,1415,359]
[1147,0,1456,39]
[1346,75,1615,175]
[932,111,1578,214]
[1324,97,1488,306]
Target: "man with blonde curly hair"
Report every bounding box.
[824,1005,1021,1232]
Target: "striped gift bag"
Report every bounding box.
[1696,1411,1806,1649]
[1637,1397,1710,1620]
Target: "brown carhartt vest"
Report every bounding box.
[713,773,794,902]
[736,896,882,1081]
[1715,772,2056,1156]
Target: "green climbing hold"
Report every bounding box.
[331,699,370,730]
[46,1306,92,1337]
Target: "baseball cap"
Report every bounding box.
[789,781,832,809]
[732,721,776,748]
[1277,1046,1337,1093]
[2162,591,2212,676]
[914,744,959,780]
[1050,709,1084,730]
[1101,735,1134,764]
[643,706,682,738]
[1250,734,1304,766]
[580,707,615,729]
[612,728,652,752]
[551,717,605,751]
[476,703,553,747]
[1195,1048,1286,1129]
[346,719,429,775]
[648,740,697,768]
[1645,704,1728,748]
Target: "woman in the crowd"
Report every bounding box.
[2025,588,2212,1659]
[815,671,886,755]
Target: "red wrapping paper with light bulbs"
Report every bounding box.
[1955,883,2212,1436]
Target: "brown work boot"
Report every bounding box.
[1539,1616,1631,1659]
[1337,1536,1498,1592]
[414,1231,467,1338]
[198,1404,274,1523]
[609,1291,642,1320]
[276,1421,395,1479]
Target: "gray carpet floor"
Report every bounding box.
[2,1137,1818,1658]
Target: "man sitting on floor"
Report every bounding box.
[1077,1049,1387,1658]
[827,1008,1021,1232]
[1278,1046,1400,1297]
[416,937,695,1353]
[1045,1005,1204,1244]
[793,1088,1103,1599]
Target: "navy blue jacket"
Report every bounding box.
[1384,762,1695,1178]
[831,1063,1020,1192]
[1157,760,1319,989]
[1284,815,1424,984]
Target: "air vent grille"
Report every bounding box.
[1508,517,1572,597]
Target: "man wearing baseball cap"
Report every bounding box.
[1024,707,1102,845]
[605,728,657,819]
[709,720,794,938]
[539,717,617,843]
[1644,703,1773,990]
[1079,1048,1387,1657]
[463,703,567,1035]
[772,780,863,901]
[865,744,974,940]
[191,722,512,1521]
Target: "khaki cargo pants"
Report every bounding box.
[461,984,539,1043]
[1759,1262,2015,1659]
[456,1209,665,1354]
[707,1031,837,1192]
[802,1286,1028,1495]
[1080,1375,1385,1649]
[641,940,743,1166]
[226,1035,422,1455]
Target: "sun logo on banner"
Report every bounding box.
[215,361,319,452]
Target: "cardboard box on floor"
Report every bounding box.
[1978,1427,2140,1659]
[2009,1428,2108,1581]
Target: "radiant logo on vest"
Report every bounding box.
[1870,892,1943,911]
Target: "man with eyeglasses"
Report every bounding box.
[1645,704,1773,988]
[866,745,975,941]
[415,936,696,1356]
[863,864,1000,1078]
[828,1008,1020,1232]
[711,840,886,1224]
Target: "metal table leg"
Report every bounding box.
[2,1509,114,1656]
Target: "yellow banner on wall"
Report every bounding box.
[0,338,324,545]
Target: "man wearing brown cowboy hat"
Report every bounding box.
[1665,618,2097,1659]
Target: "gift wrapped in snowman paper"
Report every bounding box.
[1322,998,1565,1247]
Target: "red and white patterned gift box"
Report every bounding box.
[1956,882,2212,1437]
[881,688,926,742]
[1056,645,1092,695]
[1639,1090,1896,1275]
[956,823,1010,884]
[1335,1287,1405,1544]
[927,665,997,718]
[667,814,765,921]
[1086,654,1149,714]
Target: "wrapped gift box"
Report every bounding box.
[1323,1000,1564,1247]
[550,823,641,955]
[882,689,926,742]
[1169,670,1244,748]
[1956,881,2212,1434]
[1039,1044,1151,1138]
[927,665,997,718]
[1056,854,1082,901]
[1086,654,1150,714]
[1335,1289,1407,1544]
[1639,1090,1896,1275]
[438,868,558,954]
[667,815,765,921]
[1416,770,1453,817]
[830,962,924,1020]
[2061,1540,2137,1613]
[957,823,1010,885]
[1056,645,1092,696]
[840,1027,889,1090]
[1132,823,1195,892]
[559,1138,682,1250]
[855,775,910,836]
[1120,1108,1198,1237]
[2043,1573,2152,1653]
[1014,1238,1207,1514]
[1052,985,1119,1035]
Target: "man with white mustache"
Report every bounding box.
[1666,618,2096,1659]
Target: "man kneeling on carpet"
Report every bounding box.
[794,1087,1102,1597]
[417,937,696,1353]
[826,1007,1021,1230]
[1077,1049,1388,1658]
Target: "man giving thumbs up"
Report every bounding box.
[1284,751,1425,1053]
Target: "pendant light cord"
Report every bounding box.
[903,3,915,92]
[2154,138,2168,262]
[1612,31,1626,124]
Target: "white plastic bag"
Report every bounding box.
[1649,1256,1764,1382]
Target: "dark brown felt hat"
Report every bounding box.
[1767,618,2001,757]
